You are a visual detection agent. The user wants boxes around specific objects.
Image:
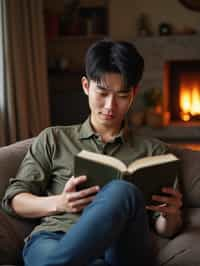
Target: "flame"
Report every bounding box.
[191,86,200,115]
[180,88,191,113]
[179,84,200,121]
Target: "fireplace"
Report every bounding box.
[164,60,200,123]
[133,36,200,144]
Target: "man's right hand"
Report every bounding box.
[11,176,100,218]
[56,176,100,213]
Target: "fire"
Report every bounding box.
[179,85,200,121]
[191,87,200,115]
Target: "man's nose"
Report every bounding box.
[104,95,116,109]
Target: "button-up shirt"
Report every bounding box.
[2,118,168,236]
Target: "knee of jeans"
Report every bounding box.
[24,243,57,266]
[23,233,60,264]
[103,180,145,206]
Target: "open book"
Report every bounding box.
[74,150,180,204]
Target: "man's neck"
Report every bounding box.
[91,121,122,143]
[100,131,120,143]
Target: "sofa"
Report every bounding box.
[1,139,200,266]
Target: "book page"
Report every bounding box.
[127,154,179,174]
[77,150,127,172]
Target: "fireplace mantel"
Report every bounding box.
[131,34,200,141]
[134,122,200,142]
[133,34,200,97]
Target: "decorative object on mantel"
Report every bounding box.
[176,26,197,35]
[179,0,200,11]
[143,88,162,108]
[158,22,173,36]
[128,110,145,128]
[136,13,153,37]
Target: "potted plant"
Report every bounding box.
[143,87,164,128]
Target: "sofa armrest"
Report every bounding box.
[168,145,200,207]
[0,138,39,265]
[158,208,200,265]
[0,208,37,265]
[0,138,34,201]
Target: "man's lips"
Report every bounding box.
[101,113,114,119]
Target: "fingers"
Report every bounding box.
[153,187,182,207]
[64,175,88,192]
[151,194,182,209]
[146,187,183,215]
[146,203,181,215]
[68,195,96,213]
[162,187,182,200]
[61,175,100,213]
[66,186,99,213]
[68,185,100,202]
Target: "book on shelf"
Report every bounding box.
[74,150,180,205]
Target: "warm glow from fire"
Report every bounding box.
[191,87,200,115]
[179,83,200,121]
[180,89,191,113]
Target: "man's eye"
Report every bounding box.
[96,89,107,96]
[117,93,129,98]
[100,93,108,97]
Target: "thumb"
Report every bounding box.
[63,176,76,193]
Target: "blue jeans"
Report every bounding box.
[23,180,156,266]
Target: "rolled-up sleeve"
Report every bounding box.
[2,128,53,215]
[152,138,169,156]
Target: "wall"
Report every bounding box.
[109,0,200,40]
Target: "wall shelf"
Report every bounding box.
[43,0,109,125]
[48,34,107,42]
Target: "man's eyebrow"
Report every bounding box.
[96,84,130,93]
[117,89,131,93]
[96,84,108,90]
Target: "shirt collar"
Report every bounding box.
[79,117,126,144]
[79,117,96,139]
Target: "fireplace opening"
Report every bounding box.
[164,60,200,123]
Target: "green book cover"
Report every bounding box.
[74,150,180,204]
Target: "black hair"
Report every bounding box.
[85,39,144,90]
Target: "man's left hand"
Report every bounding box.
[146,187,183,216]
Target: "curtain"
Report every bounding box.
[0,0,50,146]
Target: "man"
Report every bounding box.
[2,40,182,266]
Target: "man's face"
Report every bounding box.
[82,73,135,131]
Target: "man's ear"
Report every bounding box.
[130,87,136,100]
[81,76,89,95]
[132,86,137,96]
[128,87,136,109]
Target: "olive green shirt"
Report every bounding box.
[2,118,168,236]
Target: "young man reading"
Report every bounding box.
[2,40,182,266]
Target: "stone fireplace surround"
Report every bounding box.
[132,34,200,142]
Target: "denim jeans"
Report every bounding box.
[23,180,156,266]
